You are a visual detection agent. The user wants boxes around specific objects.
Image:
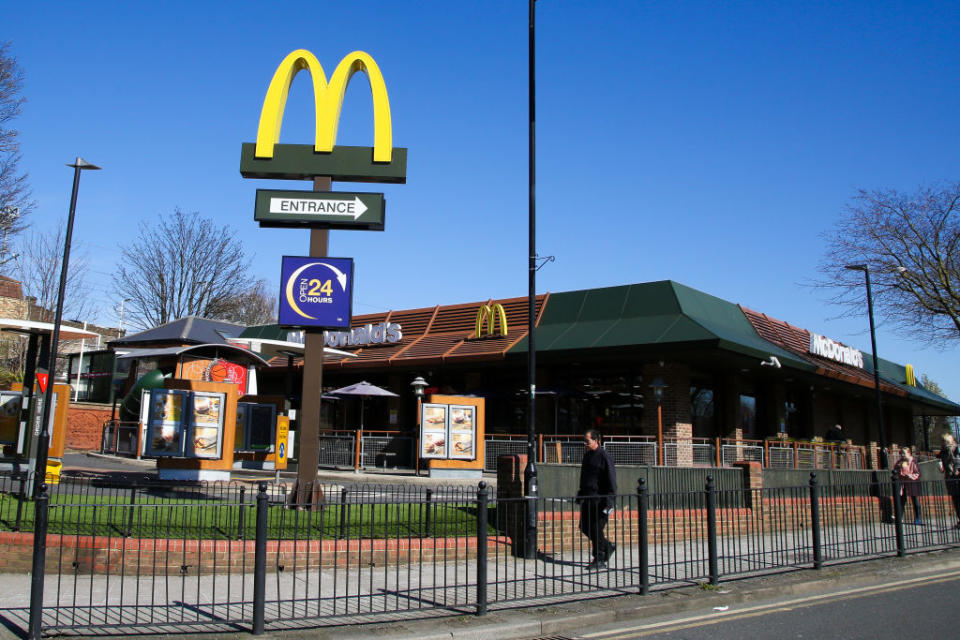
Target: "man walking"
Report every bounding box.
[577,429,617,570]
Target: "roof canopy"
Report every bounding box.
[0,317,100,341]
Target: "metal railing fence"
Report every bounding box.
[11,471,960,638]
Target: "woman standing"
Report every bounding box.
[938,434,960,528]
[895,446,922,525]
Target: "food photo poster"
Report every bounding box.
[420,403,448,458]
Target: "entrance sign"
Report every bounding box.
[278,256,354,329]
[36,372,49,394]
[255,190,385,230]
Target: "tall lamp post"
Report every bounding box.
[411,376,428,476]
[844,264,888,468]
[30,157,100,640]
[117,297,132,335]
[524,0,540,560]
[650,378,667,466]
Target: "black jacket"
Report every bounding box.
[578,446,617,507]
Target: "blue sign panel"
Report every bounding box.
[278,256,354,328]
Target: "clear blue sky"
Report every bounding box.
[6,1,960,401]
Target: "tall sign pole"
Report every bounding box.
[524,0,540,559]
[240,50,406,502]
[297,178,330,497]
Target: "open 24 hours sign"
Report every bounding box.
[278,256,354,329]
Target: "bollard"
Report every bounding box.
[252,483,268,635]
[892,471,905,557]
[638,478,649,596]
[28,483,49,640]
[809,472,822,569]
[476,481,489,616]
[706,475,718,586]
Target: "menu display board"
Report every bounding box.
[188,391,225,459]
[420,402,477,461]
[0,391,21,445]
[145,389,226,459]
[147,389,187,456]
[448,405,476,460]
[420,404,448,458]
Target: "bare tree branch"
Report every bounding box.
[0,41,34,235]
[12,225,93,323]
[812,183,960,346]
[113,209,255,329]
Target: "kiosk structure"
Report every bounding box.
[0,318,98,482]
[146,379,291,481]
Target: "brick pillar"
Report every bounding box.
[496,454,531,556]
[642,363,693,466]
[867,441,879,470]
[732,461,763,509]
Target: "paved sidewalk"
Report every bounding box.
[1,547,957,639]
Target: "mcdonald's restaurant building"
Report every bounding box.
[254,280,959,467]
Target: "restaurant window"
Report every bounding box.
[690,386,715,437]
[739,394,757,437]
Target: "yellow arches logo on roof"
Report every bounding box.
[255,49,393,163]
[905,364,917,387]
[476,304,508,338]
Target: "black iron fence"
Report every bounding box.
[4,471,960,638]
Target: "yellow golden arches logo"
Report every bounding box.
[905,364,917,387]
[475,304,508,338]
[255,49,393,163]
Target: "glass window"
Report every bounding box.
[739,394,757,436]
[690,386,715,437]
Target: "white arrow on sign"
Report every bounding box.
[269,196,369,220]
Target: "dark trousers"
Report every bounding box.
[898,492,922,520]
[579,499,612,561]
[946,478,960,521]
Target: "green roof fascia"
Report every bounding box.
[670,282,815,371]
[863,355,960,413]
[509,281,812,372]
[238,324,289,341]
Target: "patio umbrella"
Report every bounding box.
[330,381,398,429]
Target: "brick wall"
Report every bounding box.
[66,404,113,451]
[0,531,509,575]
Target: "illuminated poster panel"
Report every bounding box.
[420,404,448,459]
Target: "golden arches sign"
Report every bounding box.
[255,49,393,163]
[905,364,917,387]
[475,304,508,338]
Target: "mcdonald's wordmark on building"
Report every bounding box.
[255,190,385,230]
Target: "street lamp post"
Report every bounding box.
[845,263,888,468]
[29,157,100,640]
[0,206,20,266]
[118,297,131,335]
[411,376,428,476]
[524,0,540,560]
[650,378,668,466]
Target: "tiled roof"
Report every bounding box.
[317,295,546,371]
[740,306,906,397]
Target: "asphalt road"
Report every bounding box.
[575,569,960,640]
